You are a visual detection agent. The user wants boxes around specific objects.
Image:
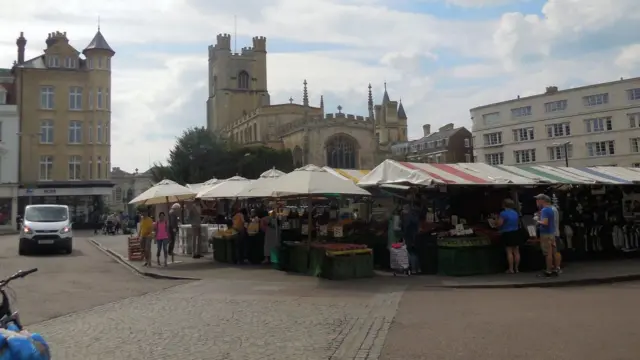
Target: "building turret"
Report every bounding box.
[303,79,309,107]
[82,29,115,57]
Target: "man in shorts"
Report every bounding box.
[534,194,558,278]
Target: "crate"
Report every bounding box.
[127,236,143,261]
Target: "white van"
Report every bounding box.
[19,205,73,255]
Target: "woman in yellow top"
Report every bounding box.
[138,212,154,267]
[232,209,247,264]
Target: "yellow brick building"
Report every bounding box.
[13,30,114,223]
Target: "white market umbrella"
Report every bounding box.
[128,179,197,205]
[240,165,371,241]
[236,168,286,198]
[244,164,371,198]
[197,175,252,199]
[260,168,286,178]
[186,178,221,193]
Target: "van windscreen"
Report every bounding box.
[25,207,68,222]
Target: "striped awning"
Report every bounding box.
[358,160,639,186]
[323,167,371,183]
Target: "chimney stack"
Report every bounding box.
[16,32,26,65]
[423,124,431,137]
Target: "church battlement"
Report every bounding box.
[324,113,371,122]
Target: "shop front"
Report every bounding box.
[0,184,19,233]
[18,181,114,229]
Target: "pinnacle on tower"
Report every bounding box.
[303,79,309,107]
[368,83,373,109]
[398,99,407,119]
[382,81,390,103]
[320,95,324,109]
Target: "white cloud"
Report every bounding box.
[0,0,639,172]
[615,44,640,70]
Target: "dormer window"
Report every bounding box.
[64,57,76,69]
[47,55,60,68]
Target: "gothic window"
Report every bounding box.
[292,146,304,168]
[237,71,250,89]
[325,135,358,169]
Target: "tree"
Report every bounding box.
[151,127,296,184]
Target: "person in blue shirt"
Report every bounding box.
[496,198,522,274]
[0,323,50,360]
[534,193,558,278]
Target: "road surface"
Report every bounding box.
[0,232,184,324]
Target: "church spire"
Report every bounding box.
[302,79,309,107]
[368,83,375,133]
[382,81,390,103]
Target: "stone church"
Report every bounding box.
[206,34,408,170]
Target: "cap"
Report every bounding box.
[534,193,551,202]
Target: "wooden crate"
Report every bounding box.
[127,236,143,261]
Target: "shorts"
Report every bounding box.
[501,230,524,247]
[539,234,556,256]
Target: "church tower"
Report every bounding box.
[206,34,270,132]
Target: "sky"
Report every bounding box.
[1,0,640,173]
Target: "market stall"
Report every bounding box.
[357,160,640,276]
[236,165,375,279]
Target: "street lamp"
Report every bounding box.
[553,141,571,167]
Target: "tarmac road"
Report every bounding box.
[381,282,640,360]
[0,232,185,325]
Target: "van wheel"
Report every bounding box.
[18,241,28,256]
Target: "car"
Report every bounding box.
[19,204,73,255]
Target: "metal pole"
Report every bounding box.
[564,143,569,167]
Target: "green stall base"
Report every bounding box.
[353,253,374,278]
[321,255,355,280]
[225,238,237,264]
[212,238,227,263]
[307,247,325,277]
[288,245,310,274]
[437,246,504,276]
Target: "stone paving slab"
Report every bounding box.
[30,279,406,360]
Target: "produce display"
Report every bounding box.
[212,228,238,239]
[437,236,491,248]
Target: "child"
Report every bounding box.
[154,212,170,267]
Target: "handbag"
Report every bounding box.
[517,218,530,242]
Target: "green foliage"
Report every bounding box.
[150,126,295,184]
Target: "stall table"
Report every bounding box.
[437,236,505,276]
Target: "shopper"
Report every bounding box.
[551,204,563,273]
[262,210,279,264]
[497,199,522,274]
[168,203,181,262]
[534,194,558,277]
[232,208,248,264]
[154,212,170,267]
[138,211,154,267]
[187,200,202,259]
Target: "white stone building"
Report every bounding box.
[0,69,19,231]
[471,77,640,167]
[108,167,154,214]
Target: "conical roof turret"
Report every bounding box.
[83,30,115,56]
